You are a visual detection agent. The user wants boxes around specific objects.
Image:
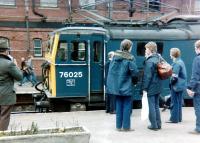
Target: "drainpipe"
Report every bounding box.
[129,0,135,17]
[32,0,46,22]
[108,0,112,19]
[67,0,72,22]
[25,0,30,52]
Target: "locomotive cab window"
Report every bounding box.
[56,41,68,61]
[71,41,86,61]
[93,41,102,62]
[47,35,55,54]
[137,42,163,56]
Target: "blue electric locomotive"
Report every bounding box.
[34,15,200,112]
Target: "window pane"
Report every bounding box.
[34,48,41,55]
[137,42,163,56]
[93,41,101,62]
[71,41,86,61]
[195,0,200,10]
[57,41,68,61]
[34,39,42,56]
[79,0,95,9]
[34,40,41,47]
[40,0,57,7]
[0,0,15,6]
[149,0,160,11]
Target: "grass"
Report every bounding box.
[0,122,84,137]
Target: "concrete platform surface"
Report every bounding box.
[9,107,199,143]
[14,82,40,94]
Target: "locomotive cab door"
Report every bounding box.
[55,35,89,98]
[90,35,105,100]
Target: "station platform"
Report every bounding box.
[14,82,40,95]
[14,82,40,106]
[9,107,199,143]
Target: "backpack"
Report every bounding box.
[157,55,172,80]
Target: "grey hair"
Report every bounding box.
[120,39,133,52]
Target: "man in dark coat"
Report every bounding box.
[107,39,138,131]
[187,40,200,134]
[142,41,162,131]
[0,41,23,130]
[105,51,116,114]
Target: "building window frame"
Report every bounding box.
[79,0,95,10]
[40,0,58,8]
[0,0,16,6]
[195,0,200,11]
[33,38,42,57]
[149,0,160,11]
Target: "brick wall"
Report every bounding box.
[0,0,198,78]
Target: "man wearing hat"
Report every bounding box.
[0,40,22,130]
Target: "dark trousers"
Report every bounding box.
[170,90,183,122]
[0,105,13,131]
[116,96,132,129]
[106,94,116,113]
[148,94,161,129]
[193,94,200,132]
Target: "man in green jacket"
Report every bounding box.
[0,41,23,131]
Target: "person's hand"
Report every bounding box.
[13,59,18,66]
[186,89,195,97]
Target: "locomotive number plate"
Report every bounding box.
[59,72,83,78]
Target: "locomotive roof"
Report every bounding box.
[51,20,200,40]
[106,22,200,40]
[52,27,109,36]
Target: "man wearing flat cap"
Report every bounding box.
[0,40,22,131]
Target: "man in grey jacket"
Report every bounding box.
[0,41,23,131]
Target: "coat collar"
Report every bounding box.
[114,50,135,60]
[146,53,158,60]
[0,54,11,61]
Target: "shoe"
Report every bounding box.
[123,128,135,132]
[110,111,116,114]
[116,128,122,131]
[158,126,162,129]
[147,126,158,131]
[189,131,200,135]
[162,105,169,112]
[165,121,178,123]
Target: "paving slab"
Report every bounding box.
[9,107,199,143]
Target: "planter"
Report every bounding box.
[0,126,90,143]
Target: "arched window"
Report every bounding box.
[33,38,42,57]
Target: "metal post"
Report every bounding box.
[25,0,30,52]
[108,0,113,19]
[67,0,72,22]
[88,40,91,102]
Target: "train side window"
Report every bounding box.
[93,41,101,62]
[56,41,67,61]
[137,42,163,56]
[71,41,86,61]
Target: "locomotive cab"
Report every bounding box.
[43,27,109,110]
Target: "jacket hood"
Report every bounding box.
[114,50,135,61]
